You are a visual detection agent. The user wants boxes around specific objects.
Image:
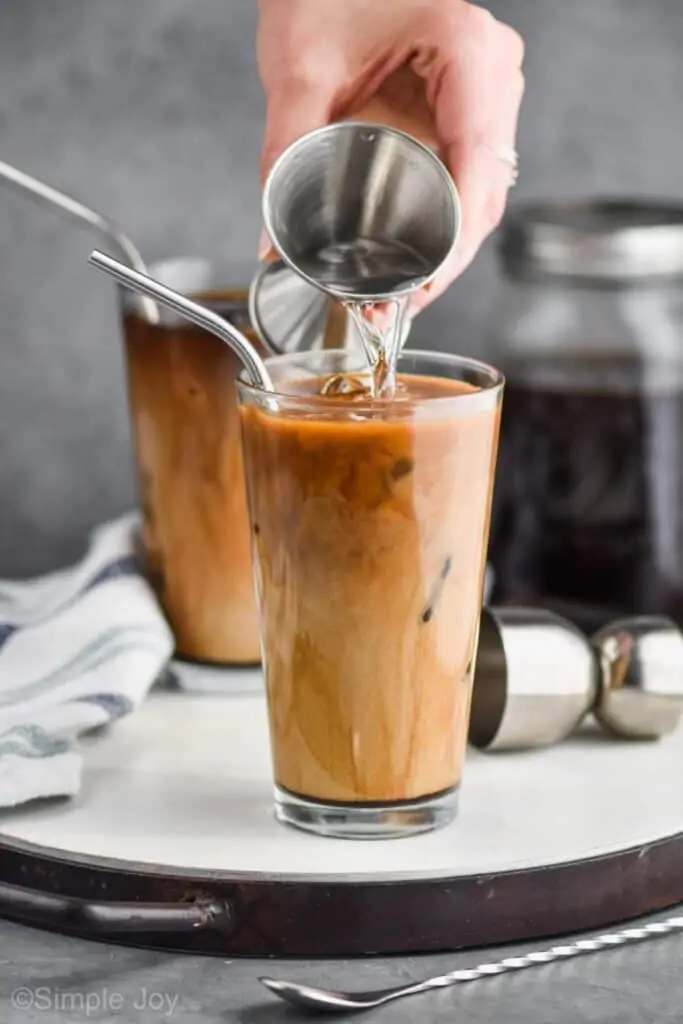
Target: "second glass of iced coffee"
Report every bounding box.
[121,259,264,676]
[238,349,503,838]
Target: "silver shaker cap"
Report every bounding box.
[591,616,683,740]
[469,607,598,752]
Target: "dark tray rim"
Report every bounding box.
[0,823,681,957]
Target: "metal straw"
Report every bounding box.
[0,159,159,323]
[88,250,275,392]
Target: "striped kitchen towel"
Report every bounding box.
[0,514,173,808]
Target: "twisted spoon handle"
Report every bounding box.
[426,916,683,989]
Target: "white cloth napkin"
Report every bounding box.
[0,514,173,809]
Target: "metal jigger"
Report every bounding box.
[470,609,683,752]
[253,122,458,359]
[261,122,460,302]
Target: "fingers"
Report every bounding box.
[412,5,525,301]
[445,68,525,278]
[496,18,525,72]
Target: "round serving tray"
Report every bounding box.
[0,683,681,957]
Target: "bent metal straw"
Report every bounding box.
[87,250,275,393]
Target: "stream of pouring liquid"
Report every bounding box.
[302,58,437,401]
[308,236,420,398]
[346,297,410,399]
[307,63,437,399]
[338,62,434,399]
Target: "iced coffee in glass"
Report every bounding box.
[121,258,263,671]
[238,349,503,837]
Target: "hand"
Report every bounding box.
[256,0,524,316]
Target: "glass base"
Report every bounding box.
[274,785,459,840]
[170,657,262,695]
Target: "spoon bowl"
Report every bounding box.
[259,977,416,1013]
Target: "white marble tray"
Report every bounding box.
[0,684,681,956]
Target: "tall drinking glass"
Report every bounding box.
[121,258,264,675]
[237,349,503,838]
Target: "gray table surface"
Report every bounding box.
[1,907,682,1023]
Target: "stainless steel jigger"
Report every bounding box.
[470,608,683,751]
[261,122,460,301]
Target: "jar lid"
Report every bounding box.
[499,199,683,282]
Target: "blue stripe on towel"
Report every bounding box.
[0,554,144,655]
[0,624,17,650]
[76,693,134,720]
[83,555,141,592]
[0,724,71,759]
[0,626,167,705]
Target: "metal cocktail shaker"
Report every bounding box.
[470,607,683,751]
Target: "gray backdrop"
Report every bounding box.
[1,0,682,576]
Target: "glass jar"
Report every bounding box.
[488,200,683,633]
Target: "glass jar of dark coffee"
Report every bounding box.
[489,200,683,632]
